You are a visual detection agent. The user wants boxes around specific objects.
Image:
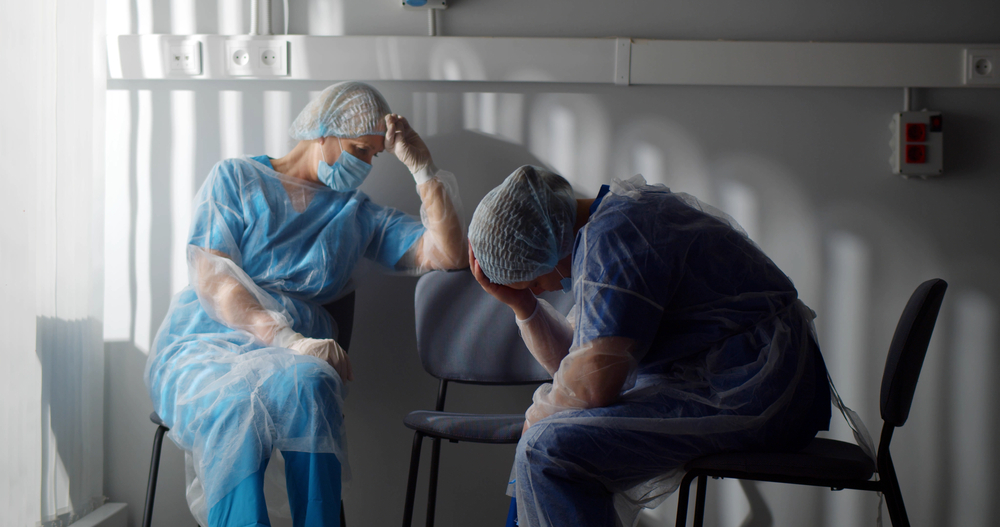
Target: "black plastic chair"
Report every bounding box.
[401,269,573,527]
[142,290,356,527]
[675,278,947,527]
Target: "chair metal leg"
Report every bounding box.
[675,472,698,527]
[402,432,424,527]
[340,499,346,527]
[426,438,442,527]
[142,425,168,527]
[879,452,910,527]
[693,475,708,527]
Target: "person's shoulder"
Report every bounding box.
[211,157,270,184]
[584,193,651,236]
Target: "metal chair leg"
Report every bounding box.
[693,475,708,527]
[402,432,424,527]
[426,438,442,527]
[142,425,168,527]
[879,453,910,527]
[675,472,698,527]
[340,499,346,527]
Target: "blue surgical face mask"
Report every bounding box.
[317,138,372,191]
[556,267,572,294]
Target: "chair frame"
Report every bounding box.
[141,290,355,527]
[674,279,947,527]
[401,376,540,527]
[401,269,564,527]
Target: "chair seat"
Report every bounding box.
[403,411,524,444]
[687,438,875,482]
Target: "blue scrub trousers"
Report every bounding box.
[207,451,342,527]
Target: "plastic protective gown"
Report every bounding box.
[146,155,462,523]
[508,176,831,527]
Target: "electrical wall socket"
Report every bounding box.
[964,49,998,85]
[226,39,287,77]
[166,40,202,75]
[255,41,287,76]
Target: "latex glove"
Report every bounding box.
[384,113,436,183]
[273,328,354,382]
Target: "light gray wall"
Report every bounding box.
[104,1,1000,527]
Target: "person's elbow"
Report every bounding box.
[572,362,631,409]
[418,236,469,271]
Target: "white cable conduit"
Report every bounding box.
[112,35,999,88]
[260,0,272,36]
[249,0,258,35]
[249,0,272,36]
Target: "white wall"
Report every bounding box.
[103,1,1000,527]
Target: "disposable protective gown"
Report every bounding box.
[510,176,831,527]
[146,156,428,521]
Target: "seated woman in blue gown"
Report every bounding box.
[467,166,831,527]
[145,82,467,527]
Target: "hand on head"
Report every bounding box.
[384,114,432,175]
[469,242,538,319]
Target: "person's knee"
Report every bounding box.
[288,361,341,405]
[516,421,577,471]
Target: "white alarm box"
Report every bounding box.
[889,111,943,178]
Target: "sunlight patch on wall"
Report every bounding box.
[717,180,759,242]
[170,0,195,35]
[308,0,344,36]
[615,119,711,202]
[220,90,244,158]
[264,90,292,158]
[950,290,997,527]
[104,90,132,341]
[135,0,153,34]
[218,0,244,35]
[823,229,871,527]
[170,91,196,296]
[134,90,153,353]
[462,92,525,145]
[718,478,752,527]
[413,92,440,137]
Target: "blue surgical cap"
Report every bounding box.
[289,82,392,140]
[468,165,577,285]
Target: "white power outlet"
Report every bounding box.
[226,40,253,76]
[225,39,287,77]
[254,41,287,76]
[166,40,202,75]
[964,49,999,85]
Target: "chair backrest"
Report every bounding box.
[324,289,356,352]
[880,278,947,427]
[414,269,574,384]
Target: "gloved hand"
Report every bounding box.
[384,113,436,183]
[273,328,354,382]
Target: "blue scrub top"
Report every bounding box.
[146,155,428,511]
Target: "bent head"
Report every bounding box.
[468,165,577,288]
[317,134,384,165]
[289,82,392,188]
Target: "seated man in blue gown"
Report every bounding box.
[468,166,831,527]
